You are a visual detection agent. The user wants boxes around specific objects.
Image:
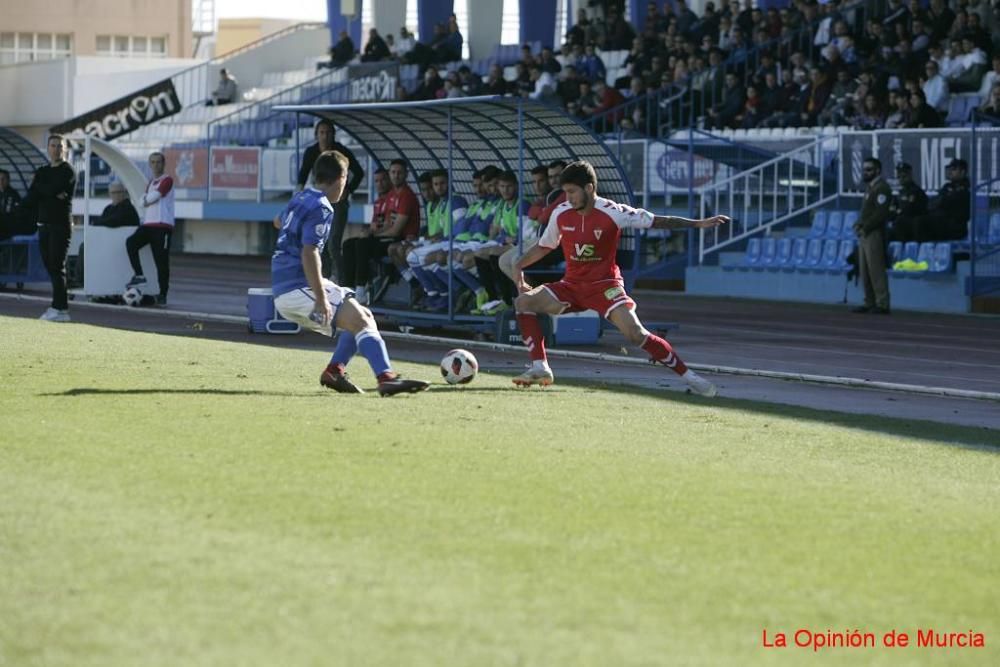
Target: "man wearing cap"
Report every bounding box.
[889,162,928,242]
[852,157,893,314]
[911,159,971,242]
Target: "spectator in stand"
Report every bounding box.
[557,65,582,105]
[911,19,932,54]
[884,90,912,128]
[908,159,971,241]
[206,68,238,106]
[457,65,483,96]
[855,92,887,129]
[948,35,989,92]
[757,71,783,120]
[432,15,463,63]
[319,31,355,70]
[442,74,464,98]
[485,64,511,95]
[927,0,957,43]
[979,85,1000,118]
[22,135,75,321]
[707,72,745,129]
[583,80,625,132]
[576,43,607,83]
[519,44,537,69]
[125,151,173,306]
[361,28,391,62]
[393,27,416,60]
[907,89,944,127]
[0,169,23,241]
[410,66,444,100]
[538,47,562,75]
[883,0,910,32]
[526,65,557,103]
[818,69,859,126]
[978,56,1000,97]
[603,7,637,51]
[736,85,764,128]
[922,60,950,114]
[513,63,534,96]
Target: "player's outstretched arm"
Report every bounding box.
[651,214,731,230]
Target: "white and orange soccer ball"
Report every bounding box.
[440,349,478,385]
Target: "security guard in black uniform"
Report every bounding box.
[912,158,971,242]
[888,162,928,242]
[852,157,893,314]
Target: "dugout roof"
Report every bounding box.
[0,127,48,197]
[274,97,635,204]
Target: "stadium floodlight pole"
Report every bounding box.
[447,104,454,319]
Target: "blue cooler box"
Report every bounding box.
[552,310,601,345]
[247,288,300,334]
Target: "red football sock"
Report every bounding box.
[641,333,688,376]
[516,312,547,362]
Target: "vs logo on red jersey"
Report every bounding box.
[573,243,596,259]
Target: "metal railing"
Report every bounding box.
[696,134,839,264]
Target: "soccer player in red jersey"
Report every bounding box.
[511,160,729,396]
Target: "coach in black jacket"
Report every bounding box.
[296,119,364,282]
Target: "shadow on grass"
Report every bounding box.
[553,376,1000,453]
[40,388,317,397]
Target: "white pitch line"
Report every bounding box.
[4,292,998,403]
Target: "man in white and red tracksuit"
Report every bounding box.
[126,151,174,305]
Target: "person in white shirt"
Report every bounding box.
[125,152,175,305]
[978,55,1000,97]
[207,68,238,106]
[394,27,416,59]
[922,60,950,112]
[527,66,556,102]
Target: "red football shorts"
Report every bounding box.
[541,278,635,318]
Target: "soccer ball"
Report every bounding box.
[440,348,478,385]
[122,286,143,307]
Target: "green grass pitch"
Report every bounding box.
[1,316,998,666]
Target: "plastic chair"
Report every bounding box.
[788,238,808,271]
[809,210,828,237]
[931,243,953,273]
[771,238,793,271]
[738,238,762,271]
[755,237,777,271]
[825,211,844,238]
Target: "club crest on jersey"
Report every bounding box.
[316,223,329,238]
[594,229,602,240]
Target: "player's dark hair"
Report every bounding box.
[417,171,434,184]
[530,165,548,176]
[313,150,349,185]
[0,169,9,178]
[559,161,597,189]
[548,159,567,171]
[390,158,409,172]
[472,168,483,179]
[497,170,518,184]
[432,168,449,180]
[373,167,388,176]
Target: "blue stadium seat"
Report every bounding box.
[754,237,777,271]
[787,238,808,271]
[799,238,824,271]
[829,239,855,273]
[736,238,762,271]
[888,241,903,264]
[931,243,953,273]
[842,211,859,237]
[819,239,840,271]
[809,210,827,237]
[770,238,793,271]
[990,214,1000,245]
[825,211,844,238]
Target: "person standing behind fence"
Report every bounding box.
[125,152,174,306]
[22,135,75,322]
[296,119,364,283]
[851,158,893,315]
